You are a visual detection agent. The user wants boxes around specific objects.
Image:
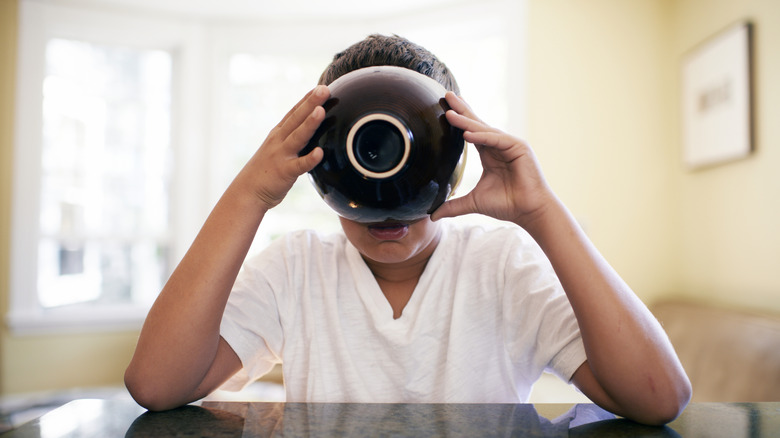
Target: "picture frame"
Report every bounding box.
[681,21,754,169]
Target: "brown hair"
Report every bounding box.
[318,34,460,94]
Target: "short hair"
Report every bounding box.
[318,34,460,94]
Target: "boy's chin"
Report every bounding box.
[359,245,420,266]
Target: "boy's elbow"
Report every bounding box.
[124,366,185,412]
[660,378,692,424]
[642,398,688,426]
[635,375,692,426]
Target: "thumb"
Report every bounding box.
[431,194,477,221]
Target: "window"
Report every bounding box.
[38,38,172,309]
[9,0,522,334]
[9,2,205,333]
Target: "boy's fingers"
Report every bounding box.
[278,86,330,138]
[278,87,314,126]
[445,91,478,120]
[285,105,326,153]
[446,110,491,138]
[296,147,324,175]
[463,131,515,151]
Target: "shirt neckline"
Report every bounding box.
[344,223,450,326]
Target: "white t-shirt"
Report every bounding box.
[220,221,586,402]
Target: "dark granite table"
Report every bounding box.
[2,399,778,437]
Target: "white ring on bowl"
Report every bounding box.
[346,113,411,179]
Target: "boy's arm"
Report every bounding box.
[433,92,691,425]
[124,86,330,411]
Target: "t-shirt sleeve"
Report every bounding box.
[219,238,291,391]
[541,305,587,383]
[499,227,587,384]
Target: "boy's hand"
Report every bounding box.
[237,85,330,211]
[431,92,555,227]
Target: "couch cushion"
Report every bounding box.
[651,301,780,402]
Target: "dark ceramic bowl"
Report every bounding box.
[301,66,466,223]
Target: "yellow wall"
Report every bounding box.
[1,0,779,396]
[672,0,780,312]
[527,0,678,301]
[0,0,18,396]
[527,0,780,314]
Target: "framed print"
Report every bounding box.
[681,21,754,169]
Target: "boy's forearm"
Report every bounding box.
[125,178,267,409]
[126,86,328,410]
[518,197,691,424]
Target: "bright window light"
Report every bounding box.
[37,38,172,309]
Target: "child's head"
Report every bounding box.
[318,34,460,95]
[317,35,459,268]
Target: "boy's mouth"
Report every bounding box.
[367,222,409,241]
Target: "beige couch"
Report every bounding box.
[651,301,780,402]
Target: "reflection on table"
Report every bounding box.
[3,399,779,437]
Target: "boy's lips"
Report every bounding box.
[367,222,409,241]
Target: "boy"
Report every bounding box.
[125,35,691,425]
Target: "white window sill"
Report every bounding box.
[5,306,149,336]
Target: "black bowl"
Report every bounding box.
[301,66,466,223]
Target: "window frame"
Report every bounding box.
[8,1,208,334]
